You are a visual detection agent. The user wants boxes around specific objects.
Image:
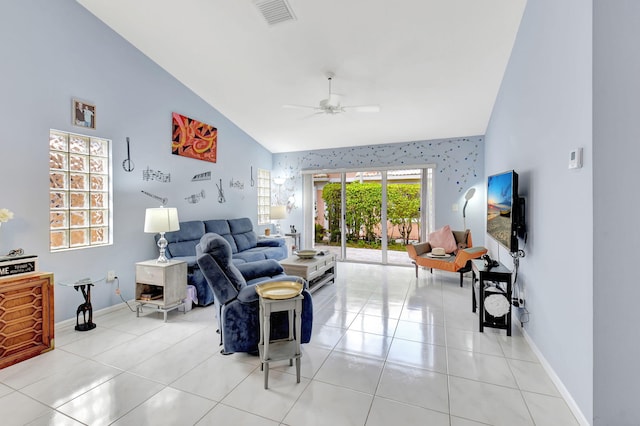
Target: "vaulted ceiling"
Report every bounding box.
[77,0,526,153]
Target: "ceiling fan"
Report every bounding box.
[283,73,380,115]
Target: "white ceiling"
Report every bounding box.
[77,0,525,153]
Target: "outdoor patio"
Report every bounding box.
[314,244,415,266]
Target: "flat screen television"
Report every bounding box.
[487,170,522,253]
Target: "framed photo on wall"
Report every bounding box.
[72,98,96,129]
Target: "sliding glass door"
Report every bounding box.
[385,169,422,265]
[310,166,432,265]
[344,171,382,263]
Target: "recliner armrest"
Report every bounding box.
[236,259,284,281]
[256,238,286,248]
[454,246,488,269]
[407,242,432,259]
[237,284,259,304]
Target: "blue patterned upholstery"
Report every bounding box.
[156,218,288,306]
[196,233,313,354]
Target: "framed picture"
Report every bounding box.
[171,112,217,163]
[72,99,96,129]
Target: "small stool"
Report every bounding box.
[258,294,303,389]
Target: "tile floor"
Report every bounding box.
[0,262,580,425]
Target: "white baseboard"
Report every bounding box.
[522,329,591,426]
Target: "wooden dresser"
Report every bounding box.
[0,272,55,369]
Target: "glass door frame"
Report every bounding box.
[303,164,434,265]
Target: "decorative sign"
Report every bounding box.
[141,190,168,206]
[142,166,171,183]
[185,190,206,204]
[216,179,226,203]
[229,178,244,190]
[0,255,38,278]
[191,171,211,181]
[172,112,217,163]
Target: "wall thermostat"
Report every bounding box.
[569,148,583,169]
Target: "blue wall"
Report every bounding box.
[273,136,485,249]
[594,1,640,424]
[485,0,592,423]
[0,0,272,322]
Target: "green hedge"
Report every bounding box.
[321,182,420,245]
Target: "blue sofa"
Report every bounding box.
[196,232,312,354]
[159,217,288,306]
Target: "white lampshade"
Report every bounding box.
[144,207,180,233]
[270,205,287,220]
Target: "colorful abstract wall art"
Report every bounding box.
[171,112,217,163]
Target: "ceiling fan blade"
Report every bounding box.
[343,105,381,113]
[301,111,327,120]
[282,104,321,110]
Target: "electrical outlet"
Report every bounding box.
[106,270,116,282]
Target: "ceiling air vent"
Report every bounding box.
[253,0,296,26]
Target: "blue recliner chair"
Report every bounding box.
[196,233,313,354]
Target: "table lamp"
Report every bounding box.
[144,207,180,263]
[270,205,287,235]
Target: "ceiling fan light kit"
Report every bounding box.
[283,73,380,116]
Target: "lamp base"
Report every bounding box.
[156,233,169,263]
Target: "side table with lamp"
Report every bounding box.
[135,207,187,322]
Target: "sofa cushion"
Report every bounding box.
[233,250,266,263]
[229,218,258,252]
[167,241,198,258]
[246,246,286,260]
[204,219,238,253]
[166,220,205,243]
[164,221,205,258]
[429,225,458,253]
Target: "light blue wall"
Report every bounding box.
[485,0,592,422]
[593,2,640,424]
[0,0,272,322]
[273,136,485,249]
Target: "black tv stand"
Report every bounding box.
[471,259,513,336]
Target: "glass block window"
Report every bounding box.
[257,168,271,225]
[49,130,112,251]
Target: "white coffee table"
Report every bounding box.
[279,253,336,293]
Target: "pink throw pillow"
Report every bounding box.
[428,225,458,253]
